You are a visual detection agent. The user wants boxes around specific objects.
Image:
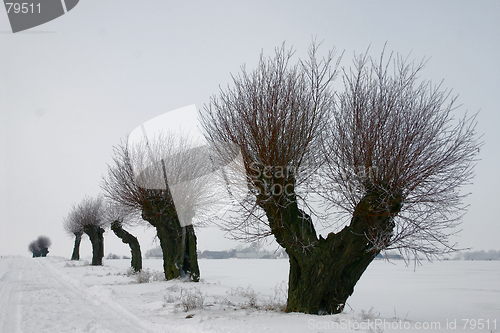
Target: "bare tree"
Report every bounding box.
[63,210,84,260]
[36,236,51,257]
[28,240,40,257]
[101,134,219,281]
[105,202,142,272]
[28,236,52,257]
[64,196,107,265]
[200,43,480,314]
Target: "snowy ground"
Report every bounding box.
[0,256,498,333]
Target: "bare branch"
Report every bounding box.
[320,50,482,257]
[201,41,340,242]
[63,195,107,233]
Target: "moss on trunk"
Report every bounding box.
[141,189,200,281]
[285,227,381,314]
[262,185,401,314]
[83,225,105,266]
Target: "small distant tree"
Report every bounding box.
[36,236,51,257]
[201,43,481,314]
[28,236,52,257]
[28,240,41,257]
[65,196,107,265]
[105,202,142,272]
[144,246,163,258]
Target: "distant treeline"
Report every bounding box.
[454,250,500,260]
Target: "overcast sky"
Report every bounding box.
[1,1,499,259]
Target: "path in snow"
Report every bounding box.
[1,256,499,333]
[0,256,152,333]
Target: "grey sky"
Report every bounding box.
[1,1,499,258]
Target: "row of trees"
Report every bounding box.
[64,42,481,315]
[63,196,142,271]
[64,135,219,281]
[454,250,500,260]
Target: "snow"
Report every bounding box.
[0,256,498,333]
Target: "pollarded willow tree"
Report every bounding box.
[102,134,221,281]
[63,211,84,260]
[200,43,481,314]
[28,236,51,257]
[64,196,107,265]
[28,240,41,258]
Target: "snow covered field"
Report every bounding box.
[0,256,498,333]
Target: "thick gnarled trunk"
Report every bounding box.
[285,228,380,314]
[111,221,142,272]
[263,189,401,314]
[153,222,200,281]
[71,232,82,260]
[83,225,105,266]
[141,190,200,282]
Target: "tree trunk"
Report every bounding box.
[182,225,200,281]
[111,221,142,272]
[40,247,49,257]
[83,225,105,266]
[71,232,82,260]
[285,227,381,314]
[146,216,200,282]
[141,190,200,282]
[262,188,401,314]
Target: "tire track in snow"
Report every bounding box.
[32,258,154,332]
[1,257,156,333]
[0,257,24,333]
